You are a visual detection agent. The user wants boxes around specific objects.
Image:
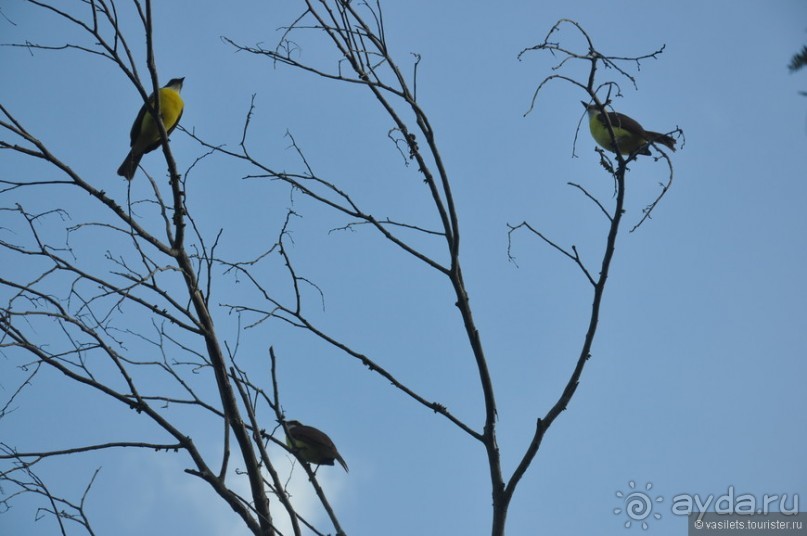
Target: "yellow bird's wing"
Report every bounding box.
[128,99,150,147]
[598,111,649,139]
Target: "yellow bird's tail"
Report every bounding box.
[647,131,677,151]
[117,149,142,180]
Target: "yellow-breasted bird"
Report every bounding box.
[284,420,349,472]
[582,101,675,156]
[117,77,185,180]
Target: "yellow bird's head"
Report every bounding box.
[164,77,185,92]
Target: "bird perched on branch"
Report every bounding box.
[582,101,675,156]
[117,77,185,180]
[284,419,349,472]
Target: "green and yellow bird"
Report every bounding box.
[583,101,675,156]
[284,420,349,472]
[117,77,185,180]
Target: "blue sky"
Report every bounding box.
[1,1,806,535]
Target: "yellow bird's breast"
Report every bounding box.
[588,115,634,153]
[132,87,184,154]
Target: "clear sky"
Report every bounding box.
[1,1,806,535]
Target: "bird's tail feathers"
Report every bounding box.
[647,131,677,152]
[117,150,141,180]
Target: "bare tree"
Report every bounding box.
[1,2,678,535]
